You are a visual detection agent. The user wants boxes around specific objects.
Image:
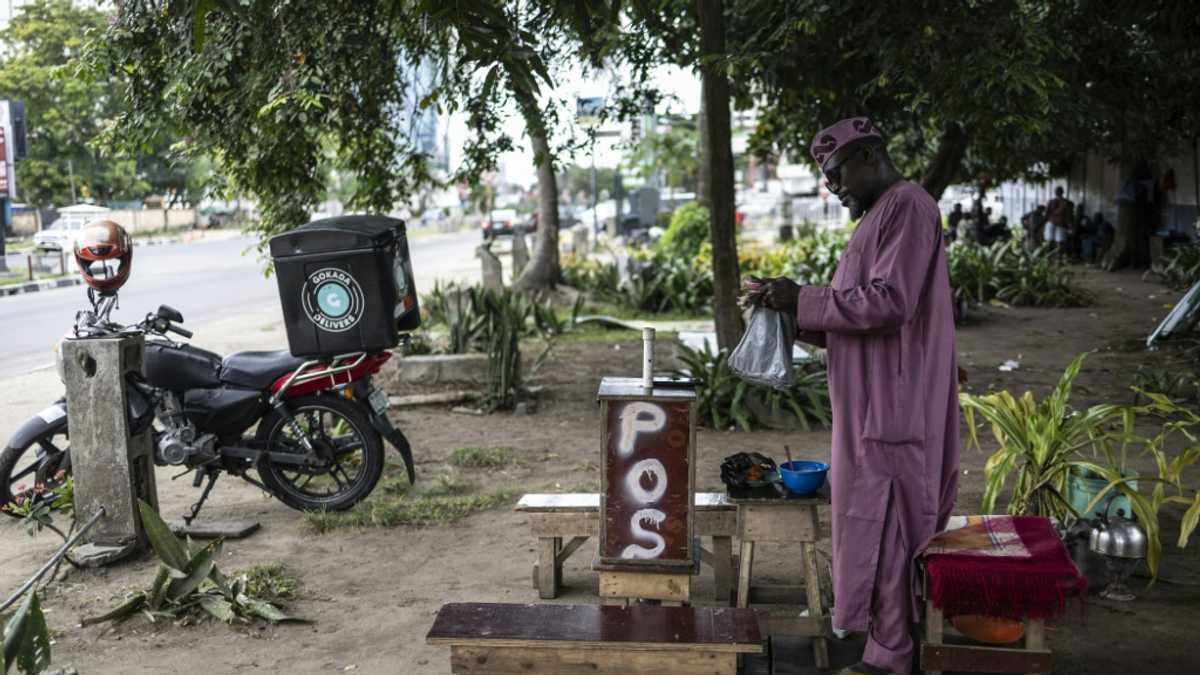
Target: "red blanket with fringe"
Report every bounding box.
[921,515,1086,620]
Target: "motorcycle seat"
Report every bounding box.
[220,350,308,389]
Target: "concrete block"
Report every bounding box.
[395,353,488,385]
[479,244,504,289]
[512,227,529,277]
[62,336,157,555]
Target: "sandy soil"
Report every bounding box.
[2,266,1199,674]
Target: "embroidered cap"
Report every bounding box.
[810,117,884,171]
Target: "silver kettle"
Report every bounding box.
[1089,493,1148,560]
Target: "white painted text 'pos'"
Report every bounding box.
[616,401,668,559]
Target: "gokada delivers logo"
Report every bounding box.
[301,267,365,332]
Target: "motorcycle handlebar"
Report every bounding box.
[165,323,193,339]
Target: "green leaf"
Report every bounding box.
[166,542,218,602]
[138,499,190,572]
[81,592,148,627]
[237,596,306,624]
[199,596,237,624]
[3,590,52,675]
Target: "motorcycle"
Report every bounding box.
[0,294,415,523]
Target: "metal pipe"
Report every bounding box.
[0,507,105,613]
[642,327,655,389]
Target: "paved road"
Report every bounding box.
[0,229,486,380]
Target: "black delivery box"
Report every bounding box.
[269,215,420,358]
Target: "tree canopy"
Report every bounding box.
[0,0,152,207]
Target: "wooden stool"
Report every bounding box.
[515,492,736,601]
[426,602,762,674]
[922,597,1049,674]
[729,489,830,670]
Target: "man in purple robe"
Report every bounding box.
[749,117,960,675]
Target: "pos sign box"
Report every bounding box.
[596,377,697,573]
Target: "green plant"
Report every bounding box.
[5,472,74,541]
[3,590,51,675]
[1154,244,1200,290]
[1133,365,1200,405]
[990,242,1091,307]
[655,203,710,259]
[673,343,831,431]
[944,240,1091,308]
[962,353,1200,578]
[83,501,304,627]
[449,446,513,468]
[961,353,1124,519]
[237,563,298,601]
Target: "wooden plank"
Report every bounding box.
[555,536,590,567]
[427,603,762,653]
[449,645,736,674]
[168,520,260,539]
[800,538,829,669]
[537,537,561,599]
[528,513,598,537]
[736,541,755,608]
[695,492,733,509]
[746,585,806,605]
[751,609,829,638]
[711,535,734,605]
[1026,620,1046,675]
[695,510,737,536]
[599,570,691,602]
[518,492,732,513]
[739,504,817,543]
[924,599,944,675]
[516,493,598,512]
[598,376,698,400]
[920,643,1052,673]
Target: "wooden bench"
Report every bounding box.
[515,492,737,601]
[427,602,762,674]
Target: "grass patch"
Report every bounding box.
[0,270,70,287]
[449,446,513,468]
[235,562,299,601]
[415,470,475,496]
[4,238,34,253]
[302,491,517,533]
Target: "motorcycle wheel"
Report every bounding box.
[254,394,383,512]
[0,430,71,518]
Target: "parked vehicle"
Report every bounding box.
[482,208,520,240]
[0,298,416,522]
[32,204,112,252]
[518,206,583,233]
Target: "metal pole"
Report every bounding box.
[26,252,32,281]
[590,134,598,235]
[0,508,106,613]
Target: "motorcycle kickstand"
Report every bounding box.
[183,470,219,526]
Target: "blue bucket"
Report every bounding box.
[779,460,829,495]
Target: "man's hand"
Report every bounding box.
[761,277,801,312]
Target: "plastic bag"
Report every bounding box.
[727,306,796,390]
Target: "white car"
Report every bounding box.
[33,205,112,252]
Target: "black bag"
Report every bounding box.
[720,452,778,490]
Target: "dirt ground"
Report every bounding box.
[2,266,1199,674]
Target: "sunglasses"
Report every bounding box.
[823,145,870,192]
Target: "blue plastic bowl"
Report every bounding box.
[779,460,829,495]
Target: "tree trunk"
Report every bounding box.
[696,79,711,209]
[919,122,968,201]
[697,0,742,351]
[511,92,560,292]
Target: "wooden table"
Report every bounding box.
[729,486,831,670]
[426,602,762,674]
[515,492,736,601]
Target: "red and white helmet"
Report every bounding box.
[74,220,133,295]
